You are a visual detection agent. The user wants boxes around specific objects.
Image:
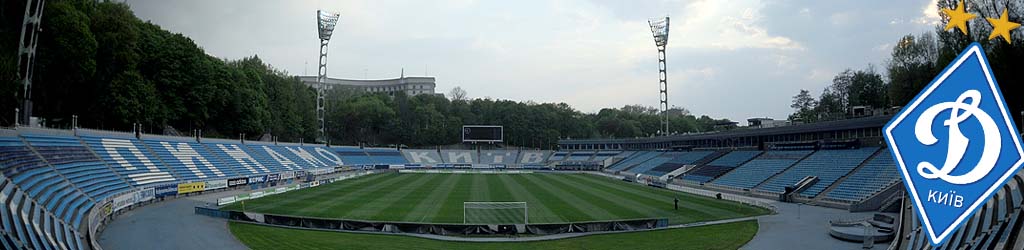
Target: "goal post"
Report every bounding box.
[463,202,528,225]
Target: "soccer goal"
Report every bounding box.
[463,202,528,225]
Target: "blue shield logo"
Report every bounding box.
[884,42,1024,245]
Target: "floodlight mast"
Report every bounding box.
[16,0,46,126]
[648,17,670,137]
[316,10,340,143]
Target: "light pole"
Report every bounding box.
[648,16,670,137]
[316,10,340,143]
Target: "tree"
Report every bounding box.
[789,89,817,122]
[449,86,468,102]
[888,33,938,107]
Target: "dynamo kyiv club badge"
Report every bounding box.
[883,42,1024,246]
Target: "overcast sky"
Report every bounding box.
[126,0,940,123]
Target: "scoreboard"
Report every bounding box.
[462,125,503,143]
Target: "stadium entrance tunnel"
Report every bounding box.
[196,207,669,237]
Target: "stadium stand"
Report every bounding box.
[548,151,569,161]
[680,150,762,183]
[516,150,551,164]
[80,135,178,186]
[606,151,662,172]
[1,137,89,250]
[441,150,477,164]
[623,152,681,174]
[479,150,518,165]
[591,151,621,162]
[331,147,375,165]
[403,149,443,164]
[202,140,272,175]
[144,136,229,182]
[364,148,408,165]
[756,147,879,196]
[824,152,900,202]
[243,143,300,173]
[894,171,1024,249]
[643,151,716,177]
[566,151,594,161]
[712,150,812,189]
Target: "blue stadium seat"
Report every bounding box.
[712,150,812,189]
[479,150,518,165]
[756,147,879,196]
[440,150,478,164]
[80,136,177,186]
[606,151,662,171]
[244,144,296,173]
[332,147,375,165]
[566,151,594,161]
[202,142,271,175]
[145,138,230,182]
[681,151,762,183]
[402,150,443,164]
[548,151,569,161]
[366,148,408,165]
[824,150,900,202]
[590,151,622,162]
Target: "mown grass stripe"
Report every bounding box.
[346,173,442,219]
[516,174,618,221]
[403,174,461,222]
[430,174,474,223]
[554,174,713,224]
[532,174,656,220]
[306,173,419,216]
[233,173,387,212]
[567,174,759,220]
[496,175,564,223]
[364,174,447,221]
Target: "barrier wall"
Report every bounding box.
[201,208,667,236]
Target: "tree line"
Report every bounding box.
[790,0,1022,127]
[1,0,735,148]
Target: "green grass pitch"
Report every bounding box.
[222,172,768,225]
[229,220,759,250]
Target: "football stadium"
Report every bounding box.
[2,1,1024,250]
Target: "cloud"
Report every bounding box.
[125,0,942,123]
[670,0,804,51]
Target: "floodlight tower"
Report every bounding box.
[316,10,340,143]
[16,0,46,125]
[648,16,670,137]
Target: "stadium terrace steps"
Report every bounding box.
[605,151,662,172]
[80,136,179,186]
[478,150,518,165]
[680,150,763,183]
[755,147,879,196]
[332,147,376,165]
[440,150,478,164]
[3,136,98,232]
[2,170,86,250]
[402,149,443,164]
[820,148,900,202]
[896,171,1024,249]
[364,148,408,165]
[643,151,717,177]
[711,150,813,189]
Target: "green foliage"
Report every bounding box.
[1,1,319,141]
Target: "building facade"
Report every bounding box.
[298,75,437,96]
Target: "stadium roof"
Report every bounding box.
[559,115,893,145]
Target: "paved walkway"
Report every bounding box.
[98,190,250,250]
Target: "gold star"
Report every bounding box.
[986,9,1020,44]
[942,0,977,35]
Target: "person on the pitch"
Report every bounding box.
[674,197,679,210]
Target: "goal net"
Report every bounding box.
[463,202,528,224]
